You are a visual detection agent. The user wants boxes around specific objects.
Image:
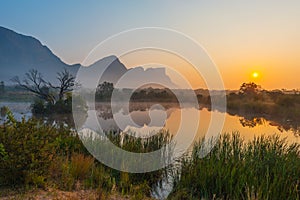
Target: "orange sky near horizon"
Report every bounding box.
[119,48,300,90]
[2,1,299,90]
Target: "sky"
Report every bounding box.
[1,0,300,90]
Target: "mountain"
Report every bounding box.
[121,67,177,88]
[0,26,177,88]
[80,56,177,88]
[0,26,79,83]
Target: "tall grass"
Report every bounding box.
[1,112,299,199]
[89,131,174,197]
[169,133,300,200]
[0,113,172,199]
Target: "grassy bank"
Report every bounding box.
[0,113,170,200]
[169,133,300,200]
[0,114,299,199]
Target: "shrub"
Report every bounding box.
[31,99,46,114]
[0,111,84,187]
[69,153,94,181]
[0,113,59,186]
[0,106,9,117]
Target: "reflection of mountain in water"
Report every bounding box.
[94,102,178,132]
[91,102,300,136]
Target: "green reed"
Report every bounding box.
[169,132,300,200]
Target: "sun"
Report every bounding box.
[252,72,259,78]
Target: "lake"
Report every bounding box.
[0,102,32,122]
[1,101,299,144]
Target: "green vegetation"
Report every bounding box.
[0,112,170,199]
[0,81,4,94]
[95,81,179,103]
[169,133,300,200]
[95,81,114,101]
[1,80,300,199]
[130,88,178,103]
[1,111,299,199]
[227,82,300,117]
[226,83,300,134]
[10,69,87,116]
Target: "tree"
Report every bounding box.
[11,69,55,104]
[0,81,4,94]
[239,82,262,96]
[12,69,80,115]
[48,69,77,101]
[12,69,77,104]
[96,81,114,101]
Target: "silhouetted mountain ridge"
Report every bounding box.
[0,26,80,83]
[0,26,176,88]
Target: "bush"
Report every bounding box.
[0,112,85,187]
[69,153,94,181]
[31,99,46,114]
[31,95,87,115]
[0,106,9,117]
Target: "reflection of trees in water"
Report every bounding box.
[239,117,265,128]
[94,102,180,132]
[96,104,113,120]
[34,111,87,128]
[239,116,300,137]
[95,102,180,121]
[276,123,300,137]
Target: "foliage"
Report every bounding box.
[0,113,171,198]
[2,109,299,199]
[0,143,8,161]
[169,133,300,200]
[227,86,300,134]
[130,88,178,102]
[0,81,4,94]
[239,82,262,96]
[0,112,86,186]
[95,81,114,101]
[0,106,9,117]
[31,99,46,114]
[31,94,87,117]
[69,153,94,181]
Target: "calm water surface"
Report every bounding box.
[91,102,299,144]
[0,102,31,122]
[1,102,299,144]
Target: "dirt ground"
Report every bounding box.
[0,188,147,200]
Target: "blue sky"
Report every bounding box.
[1,1,300,89]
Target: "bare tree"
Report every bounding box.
[11,69,55,104]
[48,69,77,101]
[12,68,77,104]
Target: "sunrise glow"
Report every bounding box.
[252,72,259,79]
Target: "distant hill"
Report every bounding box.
[0,26,176,88]
[0,26,79,83]
[79,55,177,88]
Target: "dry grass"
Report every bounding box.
[0,188,155,200]
[69,153,95,181]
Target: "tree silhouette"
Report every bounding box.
[239,82,262,96]
[48,69,77,101]
[96,81,114,101]
[0,81,4,94]
[11,69,55,104]
[12,69,77,104]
